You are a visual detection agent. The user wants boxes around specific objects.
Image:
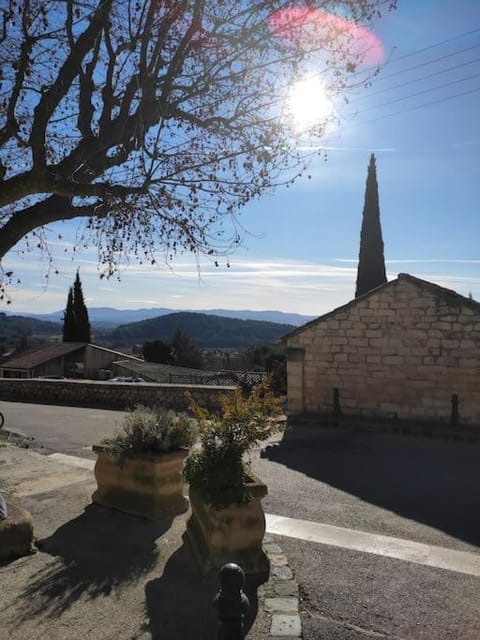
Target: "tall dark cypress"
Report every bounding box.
[62,271,91,342]
[355,154,387,298]
[62,288,76,342]
[72,270,91,342]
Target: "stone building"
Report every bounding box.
[284,273,480,426]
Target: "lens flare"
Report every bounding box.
[268,7,384,66]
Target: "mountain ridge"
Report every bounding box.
[9,306,315,327]
[110,311,295,349]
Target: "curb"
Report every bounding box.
[262,535,302,639]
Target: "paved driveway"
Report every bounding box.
[3,402,480,638]
[251,423,480,639]
[1,401,125,457]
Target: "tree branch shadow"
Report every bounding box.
[12,504,172,621]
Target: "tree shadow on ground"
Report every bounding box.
[262,423,480,546]
[141,534,264,640]
[12,504,172,621]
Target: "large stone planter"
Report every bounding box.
[186,473,269,576]
[92,445,188,520]
[0,503,35,561]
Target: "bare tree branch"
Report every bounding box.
[0,196,101,257]
[0,0,395,284]
[29,0,112,167]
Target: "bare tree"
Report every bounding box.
[0,0,394,286]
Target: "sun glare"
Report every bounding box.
[288,77,335,132]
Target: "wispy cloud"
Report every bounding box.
[3,253,480,317]
[1,256,357,315]
[336,258,480,265]
[450,138,480,150]
[297,144,397,152]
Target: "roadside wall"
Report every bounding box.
[286,275,480,425]
[0,378,236,411]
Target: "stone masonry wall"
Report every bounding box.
[286,275,480,425]
[0,378,236,411]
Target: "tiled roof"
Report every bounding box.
[1,342,87,370]
[88,344,143,362]
[113,359,212,381]
[282,273,480,341]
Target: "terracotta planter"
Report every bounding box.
[186,473,269,576]
[92,444,188,520]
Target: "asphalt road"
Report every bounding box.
[1,401,125,457]
[3,401,480,638]
[251,424,480,639]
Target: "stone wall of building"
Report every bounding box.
[0,378,236,411]
[286,275,480,425]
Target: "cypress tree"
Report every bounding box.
[62,271,91,342]
[355,154,387,298]
[62,288,76,342]
[72,270,91,342]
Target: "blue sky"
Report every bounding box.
[3,0,480,317]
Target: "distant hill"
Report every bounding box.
[207,309,314,326]
[13,306,314,327]
[15,307,172,326]
[110,312,295,349]
[0,312,60,342]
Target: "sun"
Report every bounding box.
[287,76,335,132]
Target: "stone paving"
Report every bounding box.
[4,403,480,639]
[0,440,301,640]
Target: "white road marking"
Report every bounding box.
[47,452,95,471]
[265,513,480,577]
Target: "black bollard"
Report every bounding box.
[0,494,7,519]
[333,387,341,425]
[213,563,250,640]
[450,393,459,426]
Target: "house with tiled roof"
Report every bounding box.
[283,274,480,426]
[113,359,268,387]
[0,343,142,379]
[112,359,214,383]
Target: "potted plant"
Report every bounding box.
[92,405,197,519]
[183,381,283,575]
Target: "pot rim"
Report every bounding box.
[92,443,189,461]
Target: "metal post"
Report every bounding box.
[213,563,250,640]
[0,494,7,519]
[451,393,459,426]
[333,387,341,425]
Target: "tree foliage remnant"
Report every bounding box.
[62,271,91,342]
[142,339,174,365]
[142,328,202,368]
[170,327,203,369]
[355,153,387,298]
[0,0,395,290]
[246,343,286,395]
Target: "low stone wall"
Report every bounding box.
[0,378,236,411]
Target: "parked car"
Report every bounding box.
[109,376,145,383]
